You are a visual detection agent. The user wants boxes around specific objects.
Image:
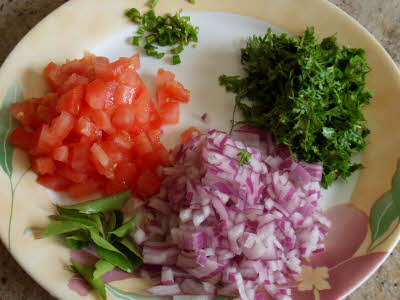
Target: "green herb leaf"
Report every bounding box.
[94,244,133,273]
[116,237,143,267]
[40,221,89,239]
[110,216,136,238]
[172,55,181,65]
[60,190,131,214]
[89,229,121,253]
[219,28,372,187]
[49,214,97,227]
[132,36,140,46]
[237,149,251,169]
[369,159,400,249]
[149,0,159,9]
[65,232,90,249]
[89,213,105,237]
[93,259,115,279]
[72,259,107,300]
[188,0,195,3]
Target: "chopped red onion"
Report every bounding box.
[138,128,329,300]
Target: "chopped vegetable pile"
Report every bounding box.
[9,53,190,198]
[40,190,142,300]
[130,127,330,299]
[126,8,199,64]
[219,28,373,187]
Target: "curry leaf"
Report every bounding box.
[110,216,136,238]
[49,214,97,227]
[107,211,124,233]
[60,190,131,214]
[93,259,115,279]
[40,221,90,239]
[89,229,122,253]
[89,213,105,237]
[116,237,143,267]
[72,259,107,300]
[94,244,133,273]
[369,160,400,249]
[0,82,22,178]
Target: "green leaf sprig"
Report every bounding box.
[39,190,142,300]
[237,149,251,169]
[125,8,199,64]
[219,28,373,187]
[369,159,400,251]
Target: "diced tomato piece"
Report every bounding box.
[60,73,89,94]
[49,111,75,145]
[156,87,172,107]
[180,126,201,144]
[101,141,129,164]
[132,132,152,156]
[156,68,190,103]
[44,62,65,92]
[112,105,135,129]
[10,127,33,150]
[146,128,161,146]
[10,99,40,127]
[155,144,170,166]
[36,103,58,124]
[136,169,162,197]
[159,101,180,124]
[112,131,135,150]
[92,110,115,135]
[69,140,94,173]
[114,84,139,105]
[118,70,143,88]
[75,116,102,140]
[133,89,151,126]
[58,166,88,183]
[105,162,137,195]
[37,174,72,191]
[68,177,103,198]
[97,54,140,80]
[52,145,69,163]
[85,79,117,110]
[162,81,190,103]
[32,157,56,175]
[90,142,114,179]
[34,125,55,154]
[156,68,175,86]
[56,85,85,115]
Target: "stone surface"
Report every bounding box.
[0,0,399,299]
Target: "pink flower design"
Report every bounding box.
[292,204,387,300]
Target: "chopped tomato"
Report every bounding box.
[11,53,191,198]
[181,126,201,144]
[85,79,116,110]
[68,178,103,198]
[156,68,190,103]
[37,174,72,191]
[56,85,85,115]
[10,127,33,150]
[159,101,180,124]
[52,145,69,163]
[133,132,153,156]
[114,84,138,105]
[32,157,56,175]
[112,105,135,129]
[136,169,162,197]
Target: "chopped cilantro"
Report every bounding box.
[237,149,252,169]
[172,55,181,65]
[149,0,159,8]
[220,28,372,187]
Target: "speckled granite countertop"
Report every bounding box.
[0,0,399,299]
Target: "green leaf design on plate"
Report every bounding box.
[106,284,163,300]
[93,259,115,279]
[369,159,400,250]
[0,82,30,249]
[0,81,21,178]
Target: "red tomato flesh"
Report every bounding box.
[10,53,191,198]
